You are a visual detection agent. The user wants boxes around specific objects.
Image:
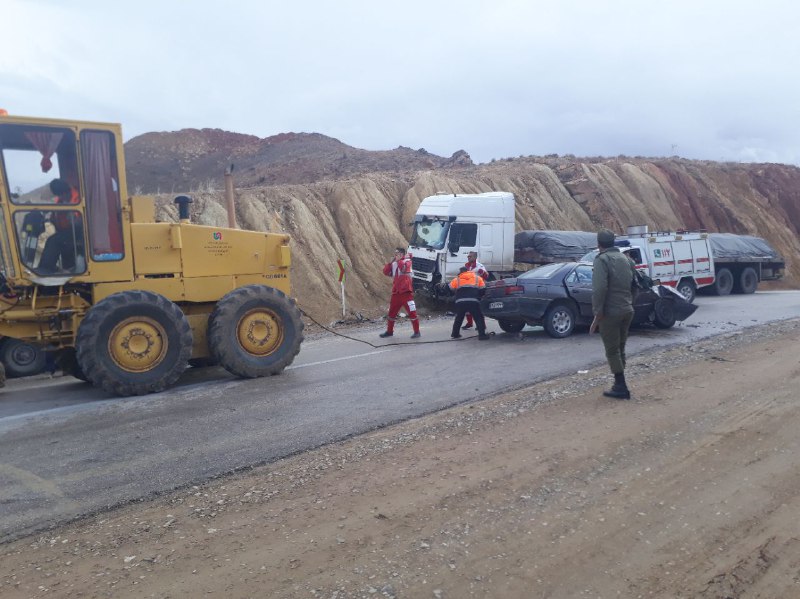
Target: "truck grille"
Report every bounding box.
[411,257,436,274]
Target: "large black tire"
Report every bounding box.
[676,279,696,304]
[0,338,46,378]
[713,268,734,296]
[653,299,677,329]
[736,267,758,294]
[543,303,576,338]
[76,290,192,396]
[497,319,525,333]
[208,285,304,378]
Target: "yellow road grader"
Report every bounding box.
[0,112,303,395]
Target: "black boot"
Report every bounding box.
[603,373,630,400]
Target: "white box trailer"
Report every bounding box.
[616,227,715,303]
[579,226,716,302]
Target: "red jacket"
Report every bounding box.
[53,186,80,232]
[383,257,414,295]
[465,259,488,279]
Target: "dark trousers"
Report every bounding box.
[599,311,634,374]
[452,300,485,336]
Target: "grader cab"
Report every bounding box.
[0,112,303,395]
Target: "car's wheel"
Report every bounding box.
[497,319,525,333]
[208,285,304,378]
[543,303,576,338]
[713,268,734,296]
[76,290,193,396]
[736,267,758,294]
[0,338,46,378]
[676,279,696,303]
[653,299,677,329]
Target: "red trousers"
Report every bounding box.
[387,292,419,333]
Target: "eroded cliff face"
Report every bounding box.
[151,158,800,322]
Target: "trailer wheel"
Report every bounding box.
[76,290,193,396]
[497,319,525,333]
[543,303,576,338]
[653,299,677,329]
[676,279,696,304]
[713,268,734,296]
[0,338,46,378]
[736,267,758,294]
[208,285,304,378]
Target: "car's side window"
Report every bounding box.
[575,265,593,283]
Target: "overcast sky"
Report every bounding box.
[2,0,799,165]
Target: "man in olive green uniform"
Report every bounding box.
[591,229,634,399]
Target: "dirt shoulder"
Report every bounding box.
[3,320,800,599]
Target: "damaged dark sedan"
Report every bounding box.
[481,262,698,338]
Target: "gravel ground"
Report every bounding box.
[2,318,799,598]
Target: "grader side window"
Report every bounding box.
[80,130,124,261]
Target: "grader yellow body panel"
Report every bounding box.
[0,112,304,395]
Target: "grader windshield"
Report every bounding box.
[0,122,125,280]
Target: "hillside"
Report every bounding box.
[125,129,472,193]
[123,127,799,322]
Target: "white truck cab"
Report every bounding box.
[407,192,515,295]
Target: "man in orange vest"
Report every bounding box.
[462,251,489,330]
[38,178,84,273]
[449,267,490,340]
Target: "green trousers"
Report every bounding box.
[598,312,634,374]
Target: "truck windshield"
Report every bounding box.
[579,249,598,263]
[409,219,450,250]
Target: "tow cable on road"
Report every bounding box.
[298,307,495,349]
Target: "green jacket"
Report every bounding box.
[592,247,635,317]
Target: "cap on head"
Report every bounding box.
[597,228,616,248]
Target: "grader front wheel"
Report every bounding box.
[208,285,304,378]
[76,290,193,396]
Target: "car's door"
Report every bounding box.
[564,264,594,317]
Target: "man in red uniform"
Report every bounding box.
[379,248,421,338]
[462,251,489,330]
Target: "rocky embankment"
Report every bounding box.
[148,158,800,322]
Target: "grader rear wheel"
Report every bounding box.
[208,285,304,378]
[76,290,193,396]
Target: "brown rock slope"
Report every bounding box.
[148,157,800,323]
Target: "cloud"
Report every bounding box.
[2,0,799,165]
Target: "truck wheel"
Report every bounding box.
[543,303,575,338]
[736,267,758,294]
[497,319,525,333]
[76,290,193,396]
[0,338,46,378]
[653,299,677,329]
[497,320,525,333]
[713,268,734,296]
[676,279,696,303]
[208,285,304,378]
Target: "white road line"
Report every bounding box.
[287,349,394,369]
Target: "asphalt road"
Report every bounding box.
[1,290,799,542]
